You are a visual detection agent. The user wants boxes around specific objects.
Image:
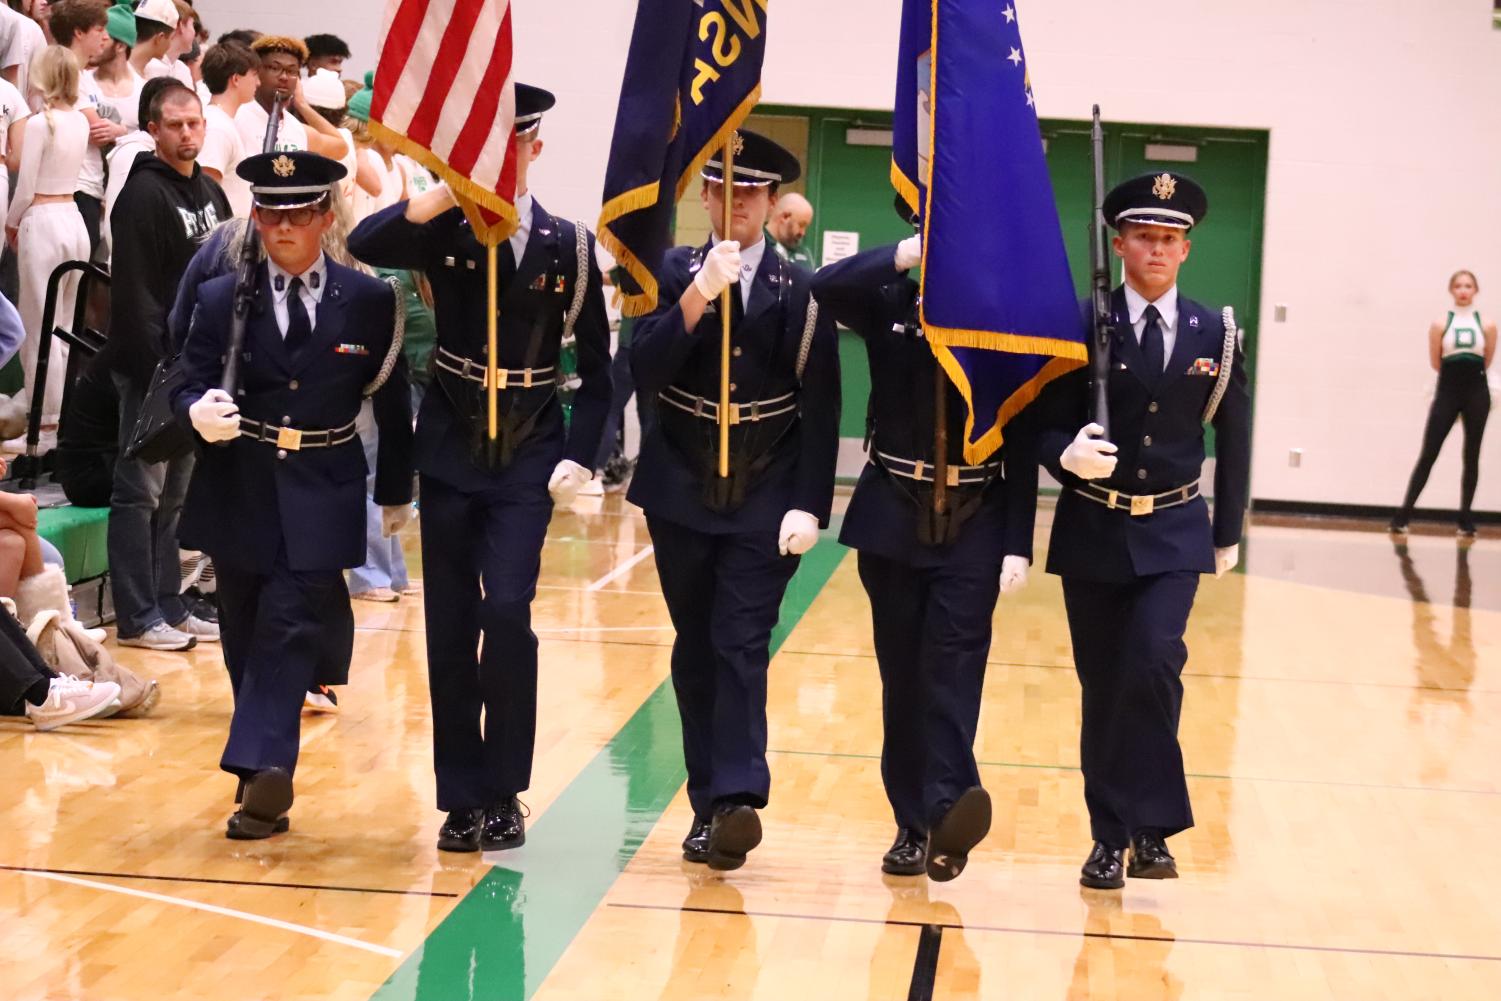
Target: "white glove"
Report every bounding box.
[894,235,922,272]
[1214,544,1239,578]
[188,388,240,443]
[692,240,742,300]
[777,509,819,556]
[381,504,414,538]
[1059,423,1118,480]
[547,459,592,507]
[999,555,1030,596]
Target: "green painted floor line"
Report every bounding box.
[370,535,848,1001]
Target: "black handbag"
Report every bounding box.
[124,355,194,463]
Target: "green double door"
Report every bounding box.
[730,105,1270,451]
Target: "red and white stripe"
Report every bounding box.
[372,0,517,208]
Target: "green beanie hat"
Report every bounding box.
[348,71,374,123]
[107,2,137,48]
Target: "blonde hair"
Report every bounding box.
[30,45,80,111]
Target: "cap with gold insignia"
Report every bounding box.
[515,83,556,138]
[702,129,802,187]
[1102,171,1209,231]
[236,151,348,210]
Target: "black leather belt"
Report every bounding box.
[658,385,797,425]
[435,347,555,390]
[873,451,1001,487]
[1075,480,1200,516]
[238,418,357,451]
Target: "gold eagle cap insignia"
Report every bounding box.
[272,154,296,178]
[731,131,745,157]
[1152,173,1177,200]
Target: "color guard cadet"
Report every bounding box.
[347,85,612,854]
[630,130,839,872]
[1038,172,1251,889]
[812,206,1036,882]
[174,151,414,839]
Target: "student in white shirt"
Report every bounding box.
[0,3,45,98]
[143,0,194,88]
[129,4,174,81]
[197,40,256,217]
[94,2,144,130]
[0,72,25,218]
[234,36,347,162]
[5,46,90,450]
[50,0,122,255]
[303,67,376,208]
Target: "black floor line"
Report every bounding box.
[608,901,1501,964]
[0,864,460,898]
[907,924,943,1001]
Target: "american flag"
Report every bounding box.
[370,0,519,245]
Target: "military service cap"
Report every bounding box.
[1103,171,1209,230]
[515,83,555,138]
[702,129,802,187]
[237,151,348,210]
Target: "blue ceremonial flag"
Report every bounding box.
[893,0,1087,463]
[598,0,769,317]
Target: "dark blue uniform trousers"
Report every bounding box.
[1061,571,1199,847]
[645,515,799,820]
[217,556,353,780]
[858,552,998,834]
[420,473,553,811]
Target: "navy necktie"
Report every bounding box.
[285,277,313,357]
[1141,303,1165,383]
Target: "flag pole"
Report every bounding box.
[487,243,500,460]
[718,139,735,479]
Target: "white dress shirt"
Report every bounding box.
[509,191,533,264]
[269,254,327,337]
[1123,283,1179,371]
[737,236,766,307]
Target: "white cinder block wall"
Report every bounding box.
[196,0,1501,512]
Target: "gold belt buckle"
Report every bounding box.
[276,426,303,451]
[1130,494,1155,516]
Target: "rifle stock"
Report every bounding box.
[220,96,287,395]
[1088,105,1112,441]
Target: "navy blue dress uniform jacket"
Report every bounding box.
[1039,287,1251,582]
[347,199,611,492]
[171,261,414,574]
[812,245,1038,567]
[627,241,839,534]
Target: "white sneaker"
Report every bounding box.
[26,676,123,732]
[117,621,197,651]
[173,614,220,643]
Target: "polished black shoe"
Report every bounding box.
[881,827,927,876]
[225,768,293,841]
[480,796,527,851]
[1079,842,1126,889]
[707,803,762,871]
[1127,830,1178,879]
[437,809,484,853]
[926,786,991,882]
[681,817,711,864]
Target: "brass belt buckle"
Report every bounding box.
[1130,494,1155,516]
[276,426,303,451]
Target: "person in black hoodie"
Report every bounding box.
[100,79,229,652]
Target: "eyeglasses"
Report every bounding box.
[254,206,322,227]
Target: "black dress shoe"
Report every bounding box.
[881,827,926,876]
[707,803,762,871]
[480,796,527,851]
[437,809,484,853]
[1080,841,1125,889]
[682,818,711,863]
[1127,830,1178,879]
[926,786,991,882]
[225,768,293,840]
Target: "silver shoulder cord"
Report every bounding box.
[795,295,819,383]
[1202,305,1236,423]
[363,276,407,397]
[561,221,589,343]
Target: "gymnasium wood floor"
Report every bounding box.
[3,495,1499,1000]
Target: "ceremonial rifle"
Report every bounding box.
[221,95,286,396]
[1088,105,1112,440]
